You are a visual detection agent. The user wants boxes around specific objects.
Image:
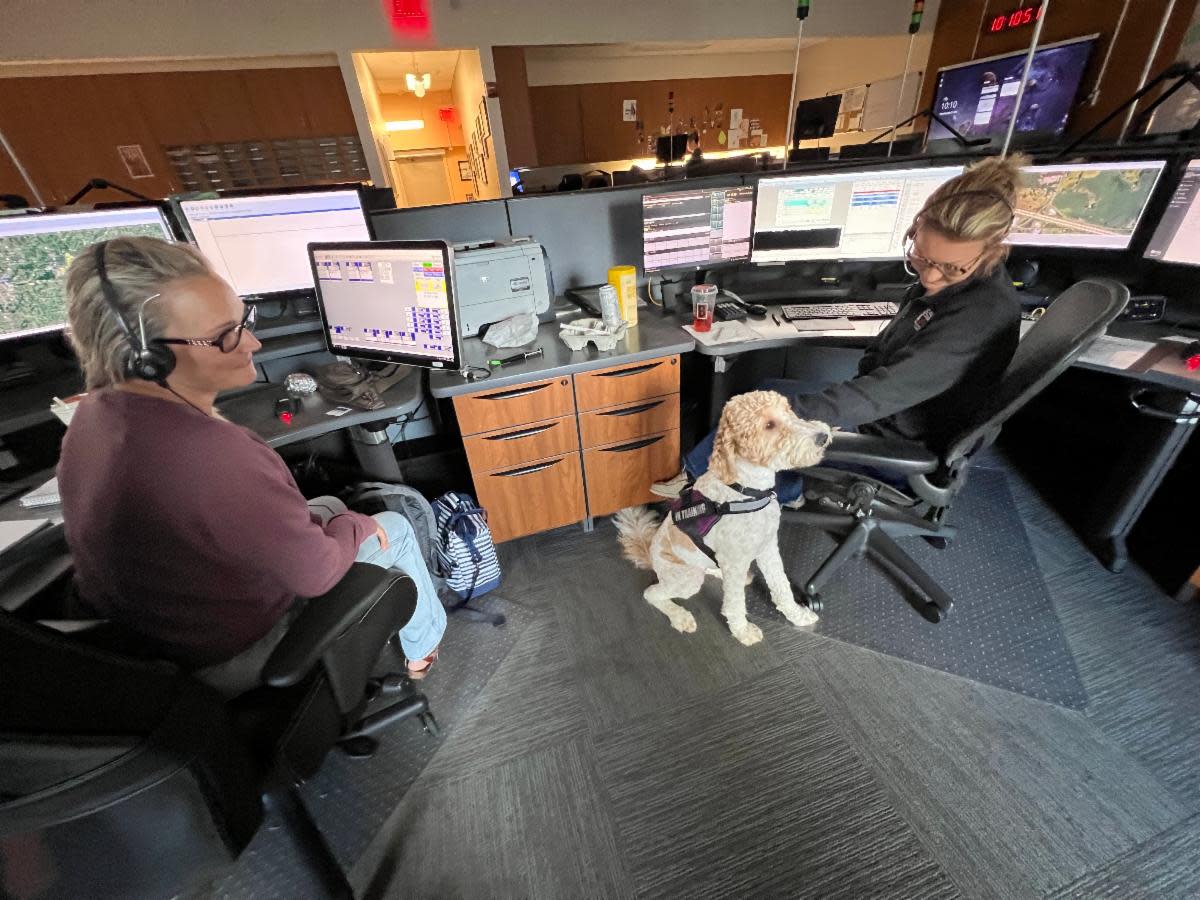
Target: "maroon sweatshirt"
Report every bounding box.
[57,389,376,667]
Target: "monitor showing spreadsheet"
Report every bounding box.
[308,240,461,370]
[1144,159,1200,265]
[750,165,964,263]
[642,185,754,272]
[1008,160,1166,251]
[0,206,173,342]
[179,188,370,298]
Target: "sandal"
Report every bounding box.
[406,648,439,681]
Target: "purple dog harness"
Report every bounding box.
[669,482,777,564]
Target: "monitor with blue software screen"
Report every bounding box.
[308,240,461,371]
[751,165,964,263]
[928,35,1097,144]
[0,206,173,342]
[178,188,371,299]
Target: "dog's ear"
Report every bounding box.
[709,410,739,484]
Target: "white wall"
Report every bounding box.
[451,50,501,200]
[1,0,942,62]
[525,47,806,86]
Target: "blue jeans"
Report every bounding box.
[685,377,901,504]
[349,508,446,663]
[309,496,445,661]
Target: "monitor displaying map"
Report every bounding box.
[0,206,173,341]
[1008,161,1166,251]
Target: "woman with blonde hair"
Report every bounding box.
[656,154,1026,502]
[57,236,445,693]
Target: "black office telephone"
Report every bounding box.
[714,300,748,321]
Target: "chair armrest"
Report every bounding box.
[260,564,416,689]
[819,432,940,476]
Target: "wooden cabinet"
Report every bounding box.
[453,353,681,543]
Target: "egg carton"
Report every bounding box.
[559,317,628,352]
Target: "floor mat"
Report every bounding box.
[775,466,1088,709]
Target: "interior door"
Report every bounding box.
[390,153,452,208]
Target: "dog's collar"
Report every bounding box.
[727,482,776,501]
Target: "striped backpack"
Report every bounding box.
[432,492,502,604]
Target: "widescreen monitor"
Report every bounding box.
[308,240,461,371]
[929,35,1097,144]
[793,95,841,144]
[178,188,371,299]
[642,185,754,273]
[751,165,964,263]
[0,206,173,342]
[1144,159,1200,265]
[1008,160,1166,251]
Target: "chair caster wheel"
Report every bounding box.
[923,536,949,550]
[420,711,440,737]
[920,603,943,624]
[338,736,378,758]
[803,593,823,613]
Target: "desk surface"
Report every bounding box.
[429,312,695,399]
[218,375,422,448]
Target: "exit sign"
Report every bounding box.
[986,4,1043,33]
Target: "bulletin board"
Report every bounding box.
[860,72,923,132]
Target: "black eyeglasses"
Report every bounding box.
[159,304,257,353]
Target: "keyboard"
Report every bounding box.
[781,302,899,320]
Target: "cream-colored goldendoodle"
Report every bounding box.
[614,390,831,646]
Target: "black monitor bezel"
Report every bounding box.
[0,203,174,344]
[1142,157,1200,267]
[641,184,755,274]
[307,239,462,372]
[175,183,374,302]
[927,33,1100,148]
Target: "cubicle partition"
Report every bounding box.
[371,198,511,245]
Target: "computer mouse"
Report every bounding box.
[741,301,769,318]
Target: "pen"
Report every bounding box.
[489,347,544,367]
[772,314,782,327]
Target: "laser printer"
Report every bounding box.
[452,238,554,337]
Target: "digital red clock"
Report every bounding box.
[986,4,1044,34]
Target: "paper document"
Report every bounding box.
[0,519,50,555]
[748,317,885,340]
[684,321,761,346]
[1077,335,1154,371]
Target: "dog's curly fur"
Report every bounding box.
[615,390,831,646]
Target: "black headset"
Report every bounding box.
[94,242,177,384]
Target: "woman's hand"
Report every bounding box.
[375,524,390,551]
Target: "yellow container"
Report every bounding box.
[607,265,638,326]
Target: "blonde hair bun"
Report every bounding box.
[918,153,1030,247]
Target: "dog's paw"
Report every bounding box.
[784,604,819,628]
[669,610,697,634]
[731,622,763,646]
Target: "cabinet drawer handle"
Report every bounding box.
[593,361,662,378]
[598,399,664,417]
[481,382,552,401]
[485,421,557,441]
[493,458,563,478]
[601,435,664,453]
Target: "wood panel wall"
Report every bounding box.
[529,74,792,167]
[921,0,1196,139]
[493,47,539,169]
[0,66,358,206]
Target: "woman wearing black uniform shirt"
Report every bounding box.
[655,154,1026,503]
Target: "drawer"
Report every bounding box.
[579,393,680,449]
[454,376,575,435]
[464,415,580,473]
[573,355,680,412]
[583,429,681,518]
[474,452,586,543]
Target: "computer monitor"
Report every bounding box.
[1008,160,1166,251]
[308,240,461,371]
[929,35,1097,144]
[642,185,755,273]
[655,134,690,164]
[838,136,923,160]
[178,188,371,299]
[1145,160,1200,265]
[751,165,964,263]
[0,205,173,342]
[793,95,841,145]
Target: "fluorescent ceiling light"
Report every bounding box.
[385,119,425,131]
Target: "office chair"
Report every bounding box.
[784,278,1130,622]
[0,532,435,899]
